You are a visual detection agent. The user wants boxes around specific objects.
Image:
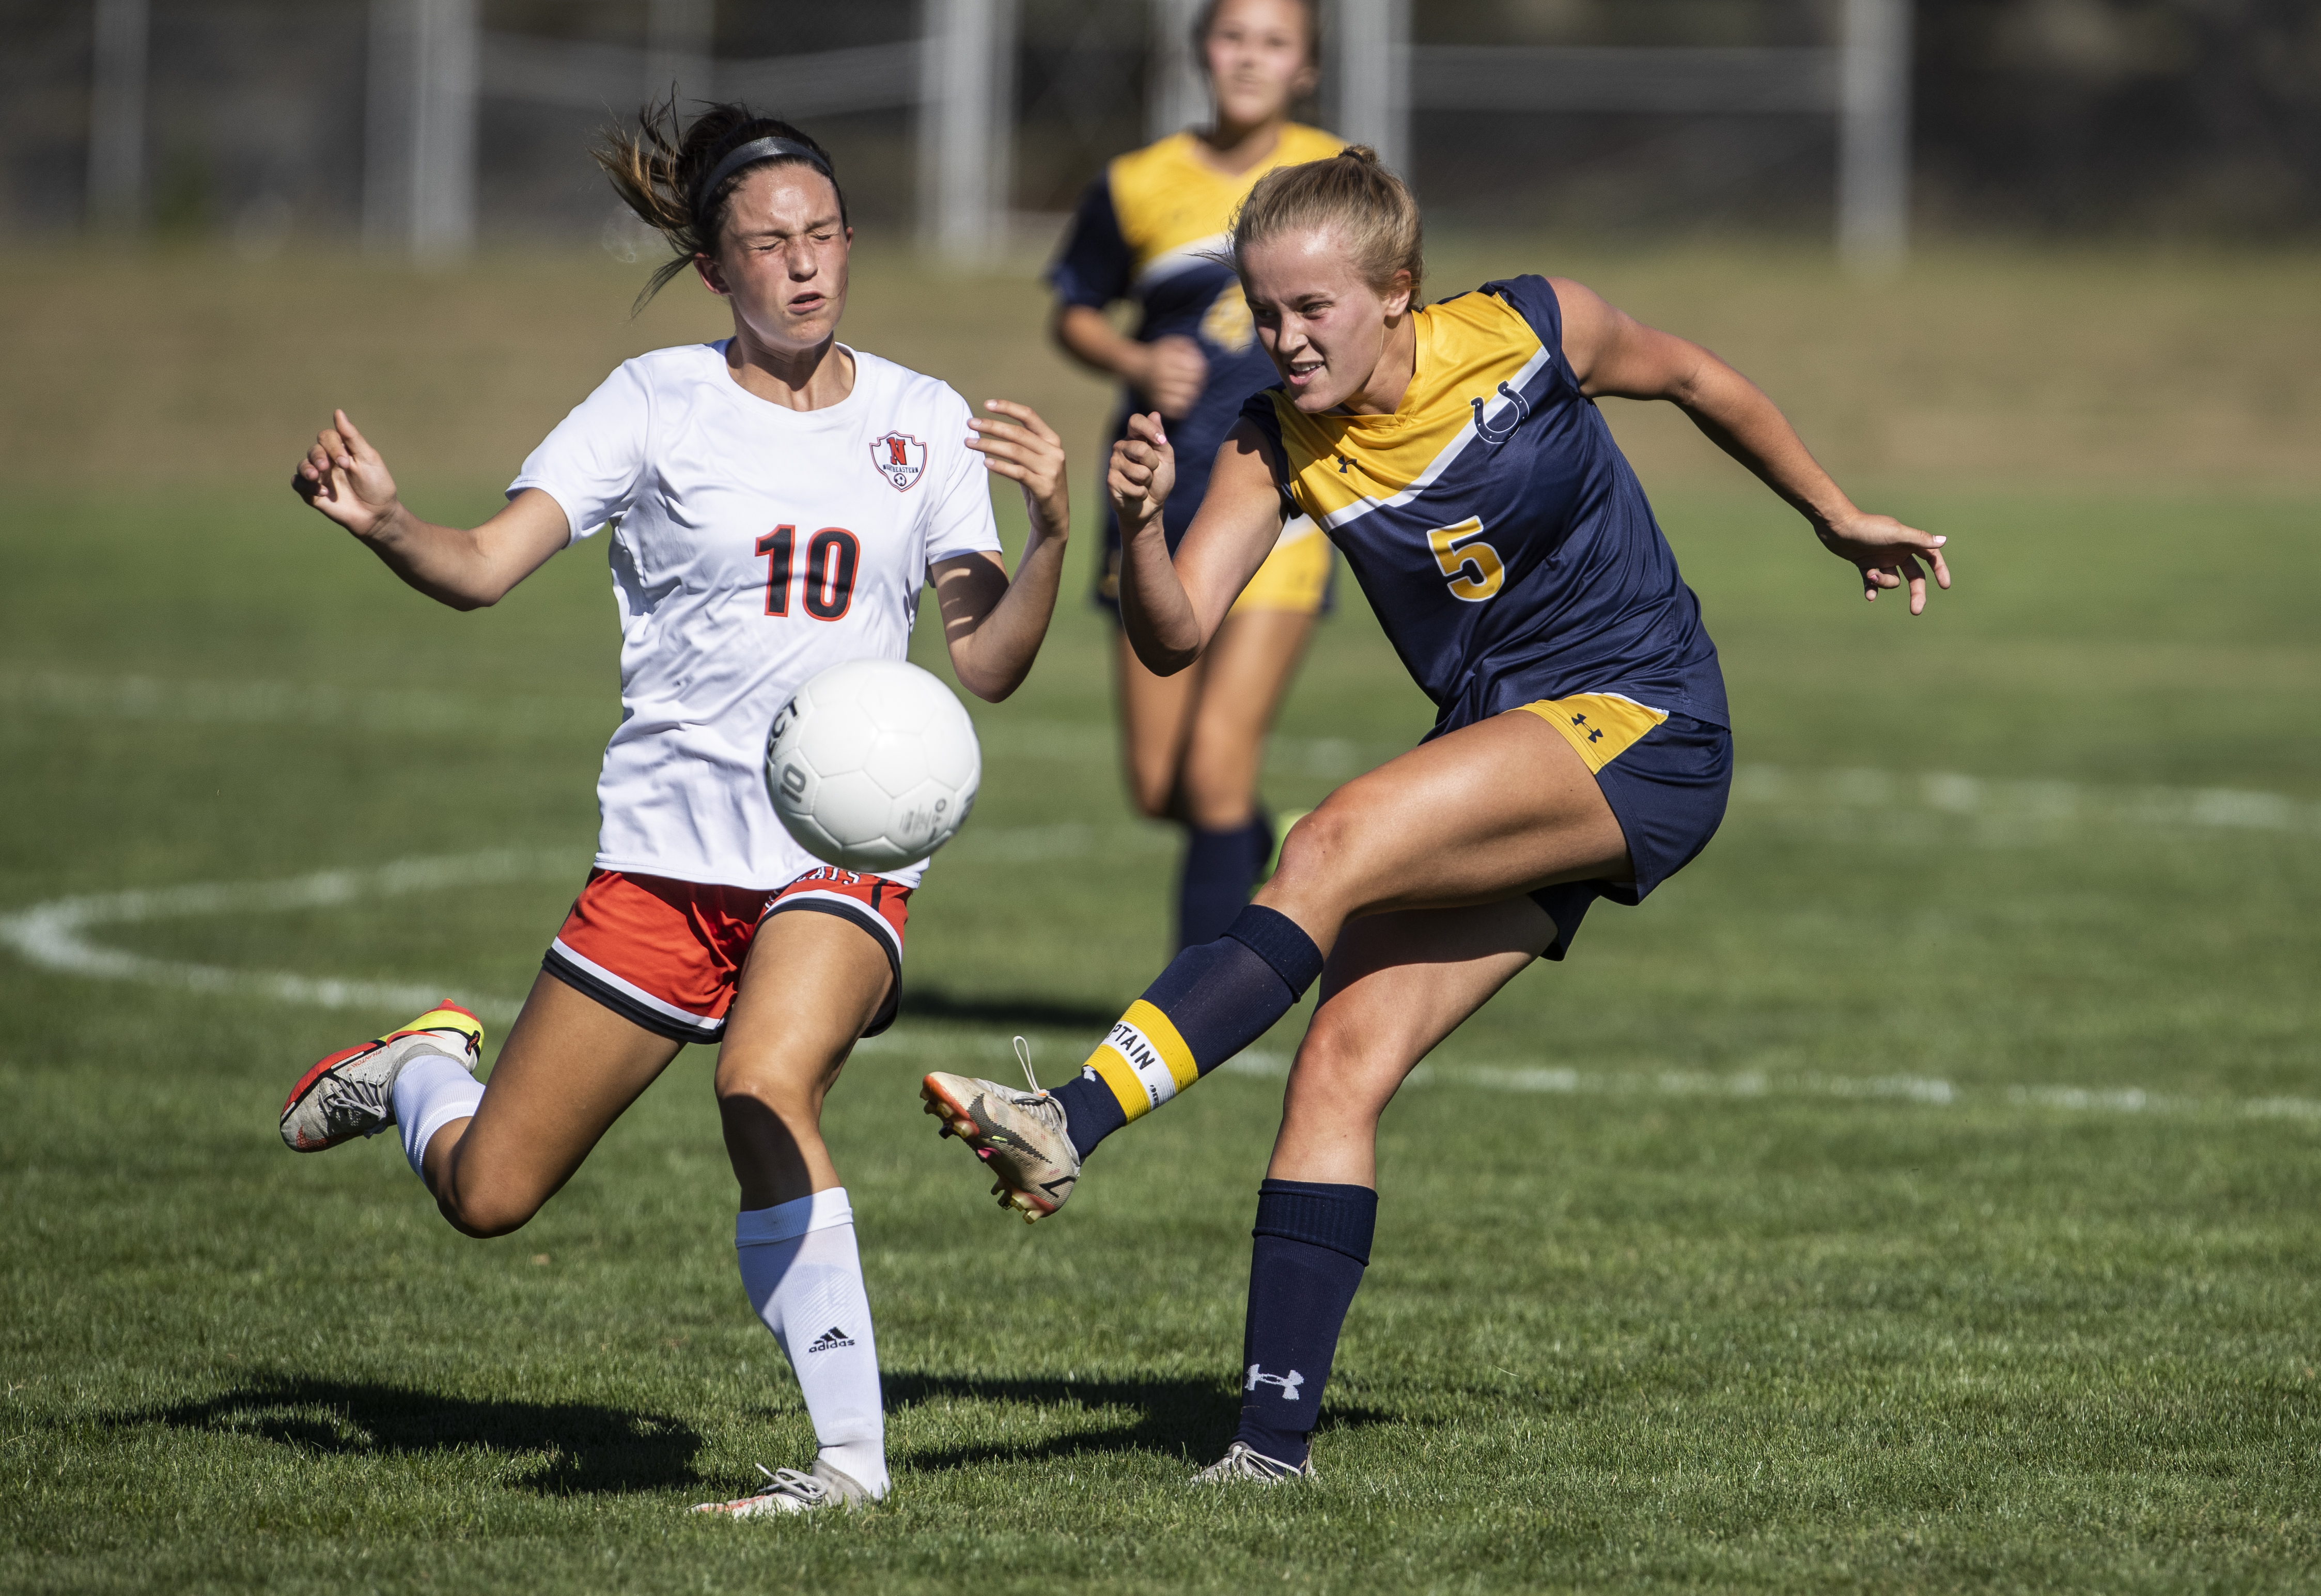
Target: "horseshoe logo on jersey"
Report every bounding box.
[869,431,927,491]
[1469,381,1531,445]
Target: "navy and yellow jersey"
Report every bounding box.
[1240,275,1729,736]
[1049,123,1343,577]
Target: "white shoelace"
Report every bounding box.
[752,1463,831,1505]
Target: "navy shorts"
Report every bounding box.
[1517,700,1732,961]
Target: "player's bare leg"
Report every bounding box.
[420,975,681,1237]
[1114,628,1200,823]
[1180,606,1314,832]
[714,911,891,1210]
[1205,895,1560,1480]
[696,910,895,1514]
[935,709,1627,1219]
[1258,708,1628,958]
[1267,897,1555,1187]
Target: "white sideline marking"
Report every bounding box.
[0,669,608,741]
[0,851,574,1026]
[1219,1051,2321,1123]
[1730,764,2321,837]
[0,823,1167,1026]
[11,670,2316,838]
[3,854,2312,1123]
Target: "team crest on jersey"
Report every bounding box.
[870,431,927,491]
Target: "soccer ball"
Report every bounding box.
[766,659,982,872]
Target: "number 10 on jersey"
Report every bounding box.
[758,526,861,621]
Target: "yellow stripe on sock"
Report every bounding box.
[1085,999,1201,1121]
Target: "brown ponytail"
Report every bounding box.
[1229,144,1423,303]
[592,96,847,313]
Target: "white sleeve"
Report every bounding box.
[921,387,1004,569]
[506,362,651,544]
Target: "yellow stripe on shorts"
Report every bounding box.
[1518,692,1669,774]
[1228,517,1331,616]
[1085,998,1201,1120]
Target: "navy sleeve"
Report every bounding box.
[1047,175,1133,310]
[1481,275,1575,397]
[1236,388,1300,523]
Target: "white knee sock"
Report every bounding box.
[391,1051,484,1179]
[735,1188,888,1497]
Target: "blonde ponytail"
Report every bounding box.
[1229,145,1424,302]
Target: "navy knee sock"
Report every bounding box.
[1234,1179,1377,1468]
[1051,903,1323,1161]
[1175,811,1274,953]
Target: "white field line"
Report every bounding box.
[1219,1052,2321,1123]
[0,670,611,741]
[3,850,2313,1122]
[11,670,2317,837]
[0,823,1167,1029]
[0,850,575,1026]
[1730,764,2321,837]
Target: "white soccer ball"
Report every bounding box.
[766,659,982,872]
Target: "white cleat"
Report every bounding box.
[278,1002,484,1153]
[921,1040,1080,1223]
[1192,1442,1316,1484]
[693,1458,873,1516]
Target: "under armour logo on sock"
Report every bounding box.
[1246,1363,1303,1400]
[806,1325,855,1353]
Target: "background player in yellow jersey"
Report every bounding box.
[926,148,1950,1478]
[1048,0,1341,951]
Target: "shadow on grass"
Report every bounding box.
[898,986,1120,1033]
[885,1369,1391,1473]
[106,1375,702,1494]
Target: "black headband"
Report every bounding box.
[696,136,834,216]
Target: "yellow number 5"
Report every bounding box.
[1427,517,1505,603]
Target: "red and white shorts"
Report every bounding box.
[540,866,912,1044]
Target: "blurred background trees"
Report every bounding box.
[0,0,2312,253]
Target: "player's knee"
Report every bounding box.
[1271,803,1352,889]
[1179,750,1254,829]
[1284,1021,1397,1118]
[437,1179,539,1240]
[1123,763,1179,821]
[716,1077,822,1130]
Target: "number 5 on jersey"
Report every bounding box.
[1427,517,1505,602]
[758,525,861,621]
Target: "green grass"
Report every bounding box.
[5,245,2321,1591]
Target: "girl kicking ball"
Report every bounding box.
[924,147,1948,1480]
[1050,0,1341,952]
[282,102,1070,1514]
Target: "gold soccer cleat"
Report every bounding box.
[921,1039,1080,1223]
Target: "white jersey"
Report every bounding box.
[509,340,1001,891]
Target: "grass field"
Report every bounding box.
[4,239,2320,1593]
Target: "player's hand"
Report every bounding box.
[1817,510,1950,615]
[1107,412,1175,536]
[292,410,402,540]
[1135,335,1208,421]
[968,399,1069,543]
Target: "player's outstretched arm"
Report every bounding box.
[935,400,1071,702]
[1552,279,1952,615]
[1111,413,1285,675]
[291,409,570,611]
